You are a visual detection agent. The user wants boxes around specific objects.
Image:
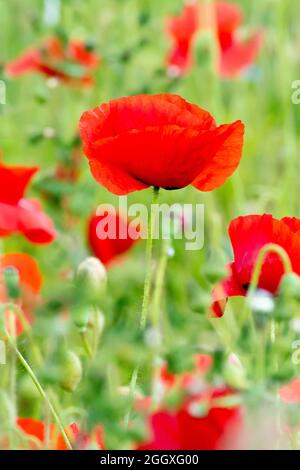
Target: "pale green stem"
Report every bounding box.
[140,187,160,329]
[5,329,73,450]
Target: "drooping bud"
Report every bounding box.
[58,350,82,392]
[3,266,21,300]
[76,257,106,304]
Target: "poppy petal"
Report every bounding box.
[0,253,42,293]
[0,202,18,236]
[280,378,300,404]
[5,50,41,77]
[0,163,38,204]
[228,215,300,293]
[192,120,244,191]
[211,263,246,317]
[17,199,56,244]
[219,31,264,78]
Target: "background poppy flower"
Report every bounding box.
[212,215,300,317]
[17,418,105,450]
[79,94,244,195]
[88,210,138,266]
[280,378,300,404]
[5,37,100,86]
[137,387,242,450]
[0,253,43,335]
[166,1,263,78]
[0,162,56,244]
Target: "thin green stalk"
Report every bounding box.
[126,186,160,425]
[242,243,292,325]
[4,303,42,365]
[5,329,73,450]
[140,186,160,329]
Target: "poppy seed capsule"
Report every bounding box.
[3,266,21,300]
[76,257,107,303]
[58,351,82,392]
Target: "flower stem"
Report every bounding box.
[140,186,160,330]
[5,329,73,450]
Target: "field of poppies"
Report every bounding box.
[0,0,300,451]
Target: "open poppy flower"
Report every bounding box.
[79,94,244,195]
[17,418,105,450]
[166,1,263,78]
[88,210,139,266]
[0,162,56,244]
[137,387,242,450]
[5,37,100,86]
[211,215,300,317]
[0,253,43,336]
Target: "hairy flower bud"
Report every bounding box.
[76,257,107,303]
[58,350,82,392]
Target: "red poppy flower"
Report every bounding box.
[0,253,42,336]
[79,94,244,195]
[88,210,138,266]
[166,1,263,78]
[137,388,242,450]
[280,378,300,404]
[212,215,300,317]
[17,418,105,450]
[5,37,100,86]
[0,162,56,244]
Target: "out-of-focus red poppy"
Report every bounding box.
[137,387,242,450]
[0,253,42,336]
[88,210,139,266]
[280,378,300,404]
[136,354,213,413]
[17,418,105,450]
[211,215,300,317]
[0,161,56,244]
[79,94,244,195]
[5,37,100,86]
[166,1,263,78]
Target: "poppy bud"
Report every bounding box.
[279,273,300,301]
[224,353,248,390]
[58,350,82,392]
[72,305,91,332]
[76,257,107,304]
[191,289,211,315]
[3,266,21,300]
[19,374,40,401]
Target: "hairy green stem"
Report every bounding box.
[140,186,160,329]
[5,330,73,450]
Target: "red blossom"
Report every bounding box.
[17,418,105,450]
[79,94,244,195]
[211,215,300,317]
[280,378,300,404]
[0,162,56,244]
[166,1,263,78]
[0,253,43,336]
[137,388,242,450]
[5,37,100,86]
[88,210,138,266]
